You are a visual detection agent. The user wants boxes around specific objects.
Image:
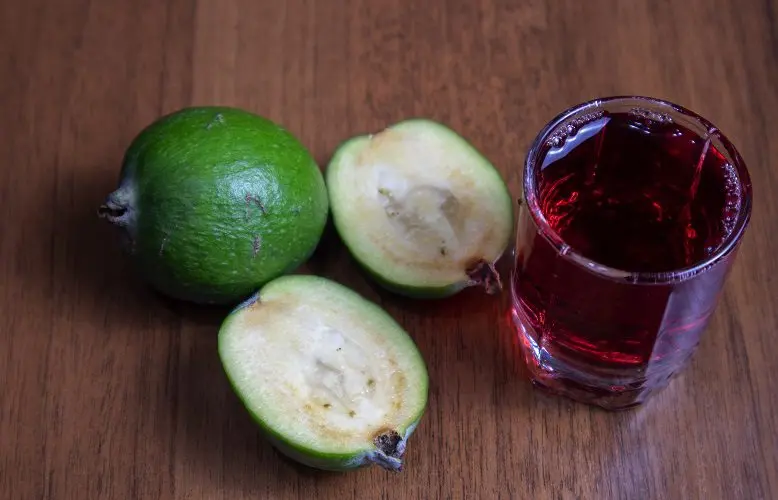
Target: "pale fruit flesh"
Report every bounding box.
[326,118,514,297]
[218,275,428,471]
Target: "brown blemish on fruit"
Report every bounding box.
[355,128,406,166]
[445,167,477,193]
[245,194,267,218]
[371,127,405,149]
[349,410,356,417]
[205,112,225,130]
[395,373,406,390]
[252,235,262,258]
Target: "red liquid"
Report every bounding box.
[511,109,745,409]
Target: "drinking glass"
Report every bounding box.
[510,96,753,410]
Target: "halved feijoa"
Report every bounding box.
[218,274,429,472]
[326,118,514,298]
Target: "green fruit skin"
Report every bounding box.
[255,410,421,472]
[326,127,514,299]
[218,279,428,471]
[354,257,471,299]
[107,106,329,304]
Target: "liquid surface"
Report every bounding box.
[537,111,740,273]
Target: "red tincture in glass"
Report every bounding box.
[511,110,743,409]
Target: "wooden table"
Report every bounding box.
[2,1,776,498]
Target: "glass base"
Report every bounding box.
[512,308,690,411]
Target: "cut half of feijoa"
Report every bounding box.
[326,118,514,298]
[218,274,429,472]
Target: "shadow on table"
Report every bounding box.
[28,164,154,320]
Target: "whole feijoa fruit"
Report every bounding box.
[98,106,329,304]
[218,274,429,471]
[326,118,514,299]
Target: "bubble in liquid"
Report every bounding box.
[545,111,605,149]
[628,107,673,125]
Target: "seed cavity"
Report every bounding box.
[306,328,380,415]
[377,183,463,257]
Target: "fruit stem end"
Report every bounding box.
[367,451,404,472]
[97,188,134,227]
[466,259,503,294]
[369,429,406,472]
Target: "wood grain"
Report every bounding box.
[2,0,777,498]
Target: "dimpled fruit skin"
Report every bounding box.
[117,106,328,304]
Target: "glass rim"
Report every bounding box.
[522,95,753,284]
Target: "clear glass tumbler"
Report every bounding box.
[510,96,753,410]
